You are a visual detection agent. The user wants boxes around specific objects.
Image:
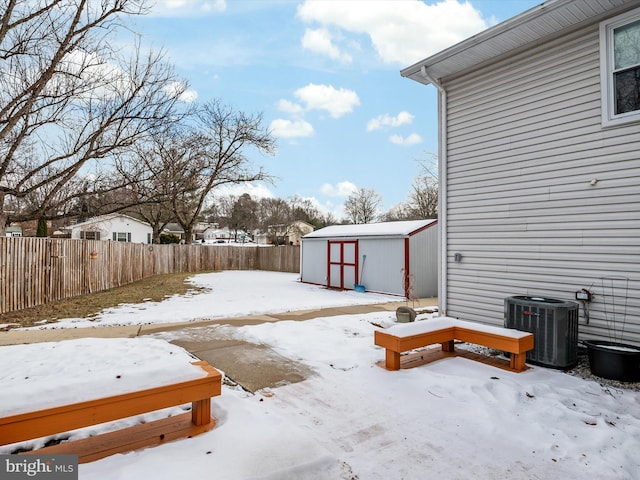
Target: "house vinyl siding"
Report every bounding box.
[443,21,640,344]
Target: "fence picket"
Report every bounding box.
[0,238,300,315]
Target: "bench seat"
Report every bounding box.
[0,360,222,463]
[374,317,534,372]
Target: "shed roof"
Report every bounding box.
[401,0,636,85]
[303,219,437,239]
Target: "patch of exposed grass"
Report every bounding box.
[0,273,207,329]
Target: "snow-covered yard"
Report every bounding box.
[1,271,639,479]
[17,271,400,329]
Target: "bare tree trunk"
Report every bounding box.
[0,191,7,236]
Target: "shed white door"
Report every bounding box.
[328,241,357,289]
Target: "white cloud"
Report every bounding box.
[163,81,198,102]
[276,99,305,116]
[320,199,345,219]
[59,50,128,91]
[294,84,360,118]
[389,133,423,146]
[301,28,352,64]
[366,111,414,131]
[269,119,314,139]
[179,89,198,102]
[297,0,488,66]
[320,181,358,197]
[151,0,226,17]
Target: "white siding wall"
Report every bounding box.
[70,216,152,243]
[443,21,640,345]
[409,224,439,298]
[300,239,328,285]
[358,238,405,295]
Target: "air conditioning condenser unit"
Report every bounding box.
[504,296,579,369]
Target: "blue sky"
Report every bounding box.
[126,0,541,219]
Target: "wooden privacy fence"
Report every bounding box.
[0,238,300,315]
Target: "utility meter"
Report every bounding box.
[575,289,592,302]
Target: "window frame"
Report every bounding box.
[81,231,100,240]
[600,7,640,127]
[112,232,131,242]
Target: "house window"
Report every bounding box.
[80,231,100,240]
[147,233,152,244]
[600,7,640,126]
[112,232,131,242]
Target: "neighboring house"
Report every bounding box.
[402,0,640,344]
[253,231,269,245]
[5,226,22,237]
[300,219,438,298]
[162,223,186,242]
[65,214,153,243]
[202,226,231,243]
[262,221,314,245]
[202,226,252,243]
[286,221,315,245]
[191,222,212,242]
[6,220,42,237]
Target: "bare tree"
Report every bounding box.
[382,202,414,222]
[169,100,276,244]
[229,193,257,241]
[207,195,237,225]
[407,176,438,219]
[408,152,438,218]
[288,195,325,226]
[344,187,382,224]
[113,133,193,243]
[0,0,187,234]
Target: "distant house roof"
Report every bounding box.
[303,219,437,239]
[290,220,314,228]
[288,220,314,233]
[163,223,185,233]
[401,0,634,85]
[69,213,150,229]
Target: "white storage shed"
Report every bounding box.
[300,219,438,298]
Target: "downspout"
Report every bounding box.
[421,66,448,316]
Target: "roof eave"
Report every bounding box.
[401,0,563,84]
[401,0,636,85]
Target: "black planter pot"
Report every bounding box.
[585,340,640,382]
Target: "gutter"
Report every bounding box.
[420,66,448,316]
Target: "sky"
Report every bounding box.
[118,0,542,219]
[2,271,639,479]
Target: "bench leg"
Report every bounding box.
[510,353,527,372]
[191,398,212,426]
[441,340,455,353]
[385,349,401,370]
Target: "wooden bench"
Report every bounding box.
[374,317,534,372]
[0,360,222,463]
